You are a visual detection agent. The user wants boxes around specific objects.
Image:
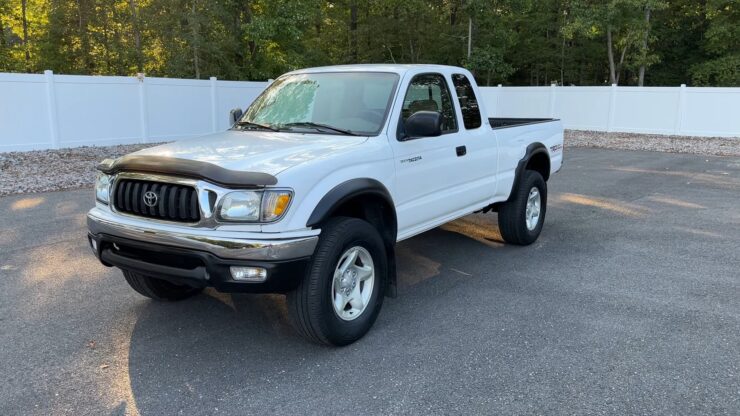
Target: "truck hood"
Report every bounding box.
[131,130,368,176]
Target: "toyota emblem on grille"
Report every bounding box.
[143,191,158,207]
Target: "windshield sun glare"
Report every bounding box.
[240,72,399,136]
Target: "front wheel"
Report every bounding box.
[287,217,387,346]
[497,170,547,245]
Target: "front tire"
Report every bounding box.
[122,270,203,301]
[287,217,387,346]
[497,170,547,245]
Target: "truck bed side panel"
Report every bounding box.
[492,119,564,201]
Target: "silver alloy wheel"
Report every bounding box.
[330,246,375,321]
[525,187,541,231]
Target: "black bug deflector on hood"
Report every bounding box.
[97,155,278,187]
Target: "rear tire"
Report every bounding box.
[498,170,547,245]
[122,270,203,301]
[287,217,387,346]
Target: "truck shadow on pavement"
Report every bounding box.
[123,214,520,413]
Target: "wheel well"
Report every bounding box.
[328,194,397,247]
[501,144,551,205]
[526,151,551,181]
[322,194,398,297]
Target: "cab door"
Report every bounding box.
[388,72,472,237]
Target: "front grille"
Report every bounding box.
[113,179,200,222]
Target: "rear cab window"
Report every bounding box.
[451,74,482,129]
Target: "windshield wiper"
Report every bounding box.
[234,120,279,132]
[280,122,360,136]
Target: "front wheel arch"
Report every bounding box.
[305,178,395,228]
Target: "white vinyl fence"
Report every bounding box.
[1,72,739,152]
[0,71,268,152]
[480,84,740,138]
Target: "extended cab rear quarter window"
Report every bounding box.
[451,74,482,129]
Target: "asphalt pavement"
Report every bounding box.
[1,148,738,415]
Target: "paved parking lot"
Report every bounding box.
[1,148,738,415]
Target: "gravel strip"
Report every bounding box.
[566,130,740,156]
[0,143,164,196]
[1,130,739,197]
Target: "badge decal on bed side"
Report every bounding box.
[550,144,563,153]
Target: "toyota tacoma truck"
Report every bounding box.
[87,64,563,345]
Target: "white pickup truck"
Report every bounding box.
[88,64,563,345]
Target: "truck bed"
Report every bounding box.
[489,118,557,129]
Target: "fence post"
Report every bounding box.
[606,84,617,132]
[44,70,60,149]
[549,83,557,118]
[137,73,149,143]
[210,76,218,132]
[674,84,686,135]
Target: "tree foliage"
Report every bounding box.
[690,0,739,86]
[0,0,737,86]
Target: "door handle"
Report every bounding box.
[456,146,467,157]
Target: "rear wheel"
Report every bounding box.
[497,170,547,245]
[122,270,202,301]
[287,217,387,346]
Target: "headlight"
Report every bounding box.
[219,191,261,221]
[219,190,292,222]
[95,173,111,204]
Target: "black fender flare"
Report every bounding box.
[306,178,396,228]
[509,142,550,201]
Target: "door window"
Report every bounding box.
[451,74,482,129]
[399,73,458,138]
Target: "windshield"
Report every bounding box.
[240,72,399,136]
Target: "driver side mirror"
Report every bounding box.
[229,108,243,126]
[402,111,443,140]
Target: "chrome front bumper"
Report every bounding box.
[87,207,319,261]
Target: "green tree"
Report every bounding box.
[0,0,11,71]
[565,0,665,85]
[465,46,514,85]
[691,0,740,86]
[635,0,668,86]
[0,0,736,86]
